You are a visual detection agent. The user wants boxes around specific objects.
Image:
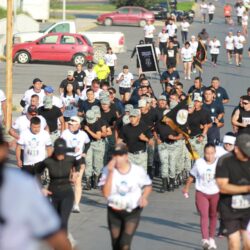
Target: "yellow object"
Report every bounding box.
[94,62,110,80]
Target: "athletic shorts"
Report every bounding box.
[119,87,131,95]
[235,48,243,55]
[222,215,250,236]
[227,49,234,54]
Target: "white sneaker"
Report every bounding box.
[192,69,197,73]
[188,77,191,80]
[72,204,80,213]
[208,238,217,249]
[201,239,210,250]
[184,76,187,80]
[68,233,77,248]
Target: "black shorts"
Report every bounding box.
[119,87,131,95]
[222,215,250,236]
[167,59,177,68]
[235,48,243,55]
[227,49,234,54]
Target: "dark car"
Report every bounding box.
[97,6,155,27]
[149,5,169,20]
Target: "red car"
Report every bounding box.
[97,6,155,27]
[13,33,93,65]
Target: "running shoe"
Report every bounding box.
[72,204,80,213]
[201,239,210,250]
[68,233,77,248]
[208,238,217,249]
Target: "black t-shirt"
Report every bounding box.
[38,106,62,132]
[238,109,250,134]
[81,120,101,141]
[141,109,157,128]
[213,86,229,104]
[155,121,178,143]
[203,101,224,123]
[60,79,80,92]
[74,70,86,84]
[188,85,207,99]
[101,108,117,127]
[78,99,100,113]
[121,121,150,153]
[155,107,166,122]
[163,47,178,60]
[216,153,250,219]
[188,108,212,136]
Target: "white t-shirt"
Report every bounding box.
[207,4,215,14]
[158,32,169,43]
[0,89,6,116]
[84,69,97,87]
[242,15,249,25]
[237,6,246,17]
[200,3,208,14]
[52,95,63,109]
[166,23,177,37]
[117,72,134,88]
[190,41,198,54]
[22,89,45,108]
[99,163,152,212]
[1,168,60,250]
[225,36,234,50]
[61,129,90,160]
[234,35,246,49]
[61,94,79,118]
[181,21,190,32]
[209,40,221,54]
[144,24,155,38]
[190,158,219,195]
[181,47,193,61]
[18,129,52,165]
[12,115,47,133]
[104,53,117,67]
[216,145,229,158]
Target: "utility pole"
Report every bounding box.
[5,0,13,130]
[62,0,66,20]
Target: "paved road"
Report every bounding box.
[0,0,248,249]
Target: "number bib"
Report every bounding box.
[232,194,250,209]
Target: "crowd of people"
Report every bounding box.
[0,0,250,250]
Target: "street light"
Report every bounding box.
[62,0,66,20]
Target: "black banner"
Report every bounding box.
[136,44,159,74]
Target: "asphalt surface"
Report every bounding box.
[0,0,248,249]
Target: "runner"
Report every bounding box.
[144,20,155,44]
[104,47,117,86]
[158,27,169,58]
[180,18,190,43]
[74,63,86,91]
[183,143,219,250]
[242,11,248,37]
[98,143,152,250]
[94,59,110,85]
[209,37,221,66]
[181,41,193,80]
[207,2,216,24]
[200,0,208,24]
[59,70,80,96]
[234,31,246,67]
[224,31,235,64]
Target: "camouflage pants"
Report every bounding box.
[85,140,105,178]
[128,151,147,171]
[179,140,192,173]
[158,141,181,179]
[189,135,207,160]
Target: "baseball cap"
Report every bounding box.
[129,109,140,117]
[99,91,110,100]
[194,95,203,102]
[27,105,38,114]
[112,143,128,156]
[91,105,101,118]
[122,115,130,125]
[67,70,74,76]
[54,138,67,155]
[138,99,147,108]
[100,97,110,105]
[33,78,42,84]
[44,86,54,93]
[223,133,236,145]
[158,95,167,101]
[235,134,250,157]
[43,95,53,109]
[68,116,81,125]
[125,104,134,112]
[86,110,97,124]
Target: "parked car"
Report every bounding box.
[172,10,195,23]
[149,5,168,20]
[97,6,155,27]
[12,32,93,65]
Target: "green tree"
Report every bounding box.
[115,0,158,9]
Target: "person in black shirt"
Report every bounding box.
[74,64,86,91]
[216,134,250,250]
[121,109,153,171]
[163,41,178,69]
[210,76,229,105]
[160,66,180,86]
[108,87,124,116]
[39,138,79,232]
[188,77,207,100]
[155,95,168,122]
[59,70,80,96]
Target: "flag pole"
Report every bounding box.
[6,0,13,130]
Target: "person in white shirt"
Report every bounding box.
[104,47,117,86]
[44,86,63,109]
[166,19,177,40]
[242,11,249,36]
[234,31,246,66]
[84,63,97,88]
[236,3,246,25]
[209,36,221,66]
[116,65,134,103]
[181,42,194,80]
[190,35,199,73]
[200,0,208,23]
[99,143,152,250]
[61,116,90,213]
[16,116,52,175]
[143,20,155,44]
[183,143,219,250]
[180,19,190,43]
[158,27,169,57]
[208,2,215,24]
[0,89,6,126]
[224,31,235,64]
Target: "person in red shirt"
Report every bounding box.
[224,4,232,24]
